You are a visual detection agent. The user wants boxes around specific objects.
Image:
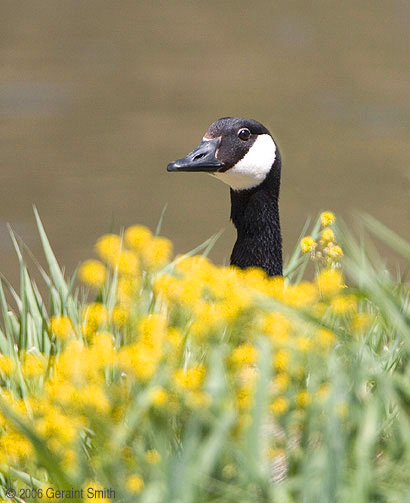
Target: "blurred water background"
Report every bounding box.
[1,0,409,286]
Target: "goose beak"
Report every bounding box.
[167,138,224,173]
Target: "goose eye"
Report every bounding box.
[238,128,251,141]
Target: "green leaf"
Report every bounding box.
[33,207,78,323]
[155,203,168,236]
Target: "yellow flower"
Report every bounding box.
[270,397,289,415]
[174,365,205,391]
[321,228,335,243]
[327,244,344,260]
[95,234,122,264]
[206,267,240,300]
[273,373,289,392]
[316,329,336,349]
[126,474,144,494]
[139,313,167,345]
[241,267,268,292]
[117,277,139,305]
[179,276,204,305]
[76,384,110,414]
[138,314,166,360]
[262,312,290,343]
[166,327,183,346]
[22,353,46,377]
[0,355,15,375]
[297,336,312,352]
[112,306,129,327]
[150,387,168,407]
[124,225,153,253]
[154,273,182,303]
[142,236,173,269]
[218,290,252,320]
[230,343,258,367]
[83,303,108,325]
[117,343,158,380]
[316,268,344,296]
[331,294,357,314]
[175,254,212,274]
[79,260,106,288]
[285,282,318,308]
[36,408,78,444]
[190,301,224,339]
[82,303,108,339]
[62,449,77,472]
[145,449,161,464]
[320,211,335,227]
[0,431,33,461]
[351,313,371,333]
[296,390,311,407]
[274,349,290,372]
[265,276,285,300]
[113,250,139,276]
[45,379,76,405]
[53,340,86,381]
[300,236,316,254]
[49,315,74,340]
[236,386,253,410]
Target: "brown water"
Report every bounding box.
[1,0,410,287]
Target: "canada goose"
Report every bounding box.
[167,117,282,277]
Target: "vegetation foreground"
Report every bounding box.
[0,210,409,503]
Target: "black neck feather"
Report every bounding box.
[229,153,282,276]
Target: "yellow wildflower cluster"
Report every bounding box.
[0,212,375,498]
[79,225,173,292]
[301,211,343,267]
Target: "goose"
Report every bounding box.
[167,117,282,277]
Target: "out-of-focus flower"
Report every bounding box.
[126,475,144,494]
[316,268,344,296]
[300,236,316,253]
[320,211,335,227]
[125,225,153,253]
[95,234,122,264]
[270,397,289,415]
[321,228,335,243]
[49,316,74,340]
[79,260,107,288]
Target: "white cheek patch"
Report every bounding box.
[212,134,276,191]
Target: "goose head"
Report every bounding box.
[167,117,278,191]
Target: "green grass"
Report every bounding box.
[0,211,409,503]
